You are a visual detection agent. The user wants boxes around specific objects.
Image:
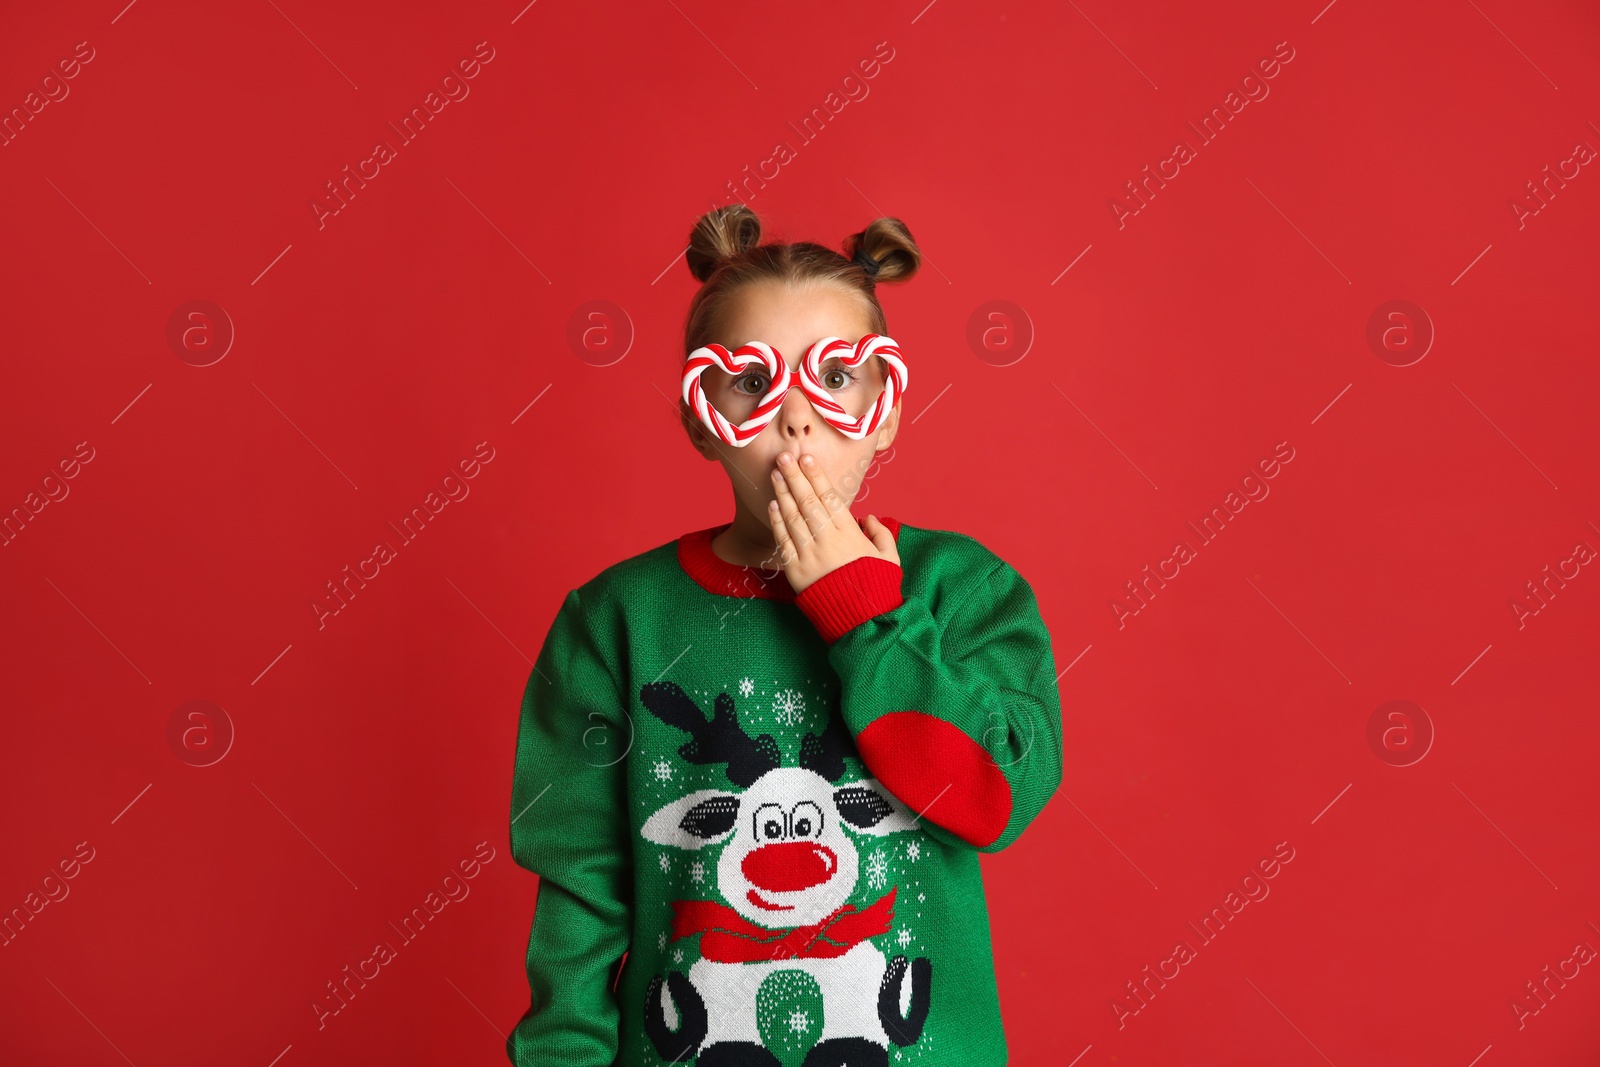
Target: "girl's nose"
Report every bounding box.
[776,379,813,436]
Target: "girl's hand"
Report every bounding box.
[767,450,900,595]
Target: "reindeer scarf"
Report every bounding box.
[670,886,897,963]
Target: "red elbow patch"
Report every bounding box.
[855,711,1011,847]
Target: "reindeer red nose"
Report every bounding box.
[742,842,838,893]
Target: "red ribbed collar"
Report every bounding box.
[678,516,902,600]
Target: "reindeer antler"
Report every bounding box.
[798,711,853,783]
[640,681,780,788]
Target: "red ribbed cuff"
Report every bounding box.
[793,556,905,643]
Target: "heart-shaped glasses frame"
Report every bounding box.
[681,334,908,447]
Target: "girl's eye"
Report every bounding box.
[823,368,857,391]
[735,374,768,395]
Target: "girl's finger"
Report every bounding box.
[772,467,813,556]
[864,514,899,562]
[792,455,851,530]
[778,455,832,537]
[767,497,795,566]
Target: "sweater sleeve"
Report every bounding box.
[793,554,1063,852]
[507,587,633,1066]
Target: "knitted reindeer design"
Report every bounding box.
[638,680,932,1067]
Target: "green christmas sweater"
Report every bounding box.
[507,516,1063,1067]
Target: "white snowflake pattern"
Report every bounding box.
[690,860,705,883]
[905,840,921,863]
[864,847,889,892]
[787,1008,811,1035]
[651,758,673,783]
[772,688,807,727]
[658,932,668,950]
[658,853,671,873]
[897,925,913,949]
[738,676,755,698]
[673,947,684,964]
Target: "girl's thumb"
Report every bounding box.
[865,515,894,553]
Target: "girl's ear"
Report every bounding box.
[680,408,721,461]
[874,400,901,452]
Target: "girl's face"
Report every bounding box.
[685,280,900,528]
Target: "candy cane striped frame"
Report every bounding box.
[681,334,908,447]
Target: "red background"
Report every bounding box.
[3,1,1598,1064]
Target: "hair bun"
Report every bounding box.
[845,217,920,285]
[686,204,763,283]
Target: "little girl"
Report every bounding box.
[507,205,1063,1067]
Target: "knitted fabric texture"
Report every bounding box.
[507,518,1063,1066]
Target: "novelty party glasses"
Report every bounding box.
[682,334,908,447]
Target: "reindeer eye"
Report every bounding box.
[790,801,824,839]
[753,802,786,841]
